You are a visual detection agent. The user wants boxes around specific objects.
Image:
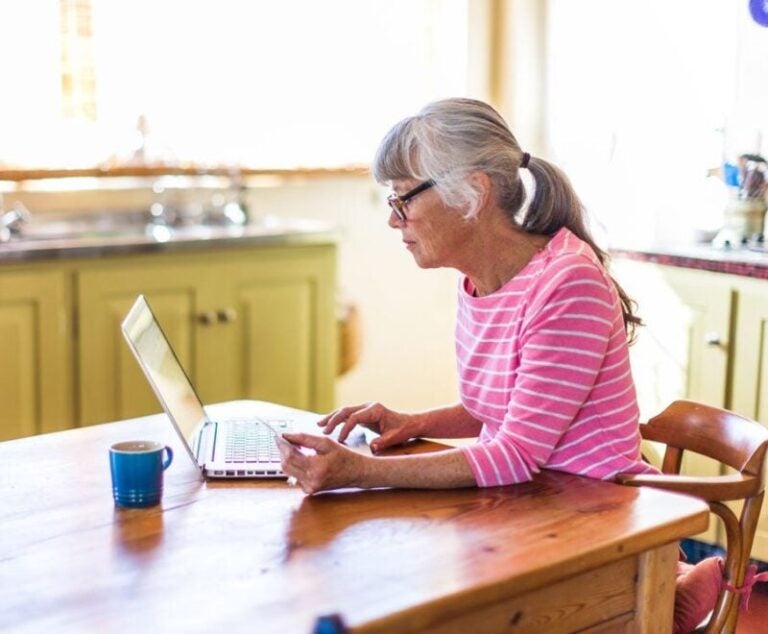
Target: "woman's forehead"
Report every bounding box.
[390,177,420,192]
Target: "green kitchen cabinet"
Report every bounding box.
[729,277,768,560]
[77,244,337,426]
[0,268,74,440]
[0,240,337,439]
[613,260,732,419]
[731,277,768,426]
[77,260,208,425]
[613,260,732,545]
[223,248,336,412]
[614,258,768,558]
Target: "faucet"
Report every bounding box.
[0,195,31,243]
[220,168,249,226]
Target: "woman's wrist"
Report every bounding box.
[408,404,473,439]
[354,453,379,489]
[405,412,428,438]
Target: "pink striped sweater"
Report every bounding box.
[457,228,656,487]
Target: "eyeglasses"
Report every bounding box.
[386,179,436,222]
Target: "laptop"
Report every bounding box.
[121,294,365,479]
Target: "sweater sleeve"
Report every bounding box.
[460,257,619,487]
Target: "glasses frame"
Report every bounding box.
[386,179,436,222]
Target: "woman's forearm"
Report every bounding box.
[357,447,477,489]
[411,402,482,439]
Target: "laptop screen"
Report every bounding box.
[121,295,209,465]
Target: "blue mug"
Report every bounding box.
[109,440,173,508]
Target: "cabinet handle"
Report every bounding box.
[704,332,722,347]
[197,311,216,326]
[217,308,237,324]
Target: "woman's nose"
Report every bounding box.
[387,209,404,228]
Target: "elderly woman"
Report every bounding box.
[279,97,657,494]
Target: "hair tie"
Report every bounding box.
[520,152,531,169]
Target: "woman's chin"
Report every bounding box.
[410,254,438,269]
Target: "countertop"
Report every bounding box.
[0,217,339,264]
[610,242,768,280]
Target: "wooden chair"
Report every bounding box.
[617,400,768,633]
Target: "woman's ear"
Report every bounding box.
[467,171,493,217]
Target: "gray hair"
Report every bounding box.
[373,98,525,217]
[373,97,642,339]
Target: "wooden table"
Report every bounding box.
[0,407,708,633]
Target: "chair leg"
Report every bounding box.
[706,494,766,633]
[706,503,742,633]
[721,494,765,633]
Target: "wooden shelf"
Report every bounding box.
[0,164,369,182]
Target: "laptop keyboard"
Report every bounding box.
[223,418,289,464]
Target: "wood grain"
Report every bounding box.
[634,542,679,633]
[0,165,369,182]
[372,556,637,633]
[0,409,708,633]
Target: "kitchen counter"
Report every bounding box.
[610,242,768,280]
[0,217,339,263]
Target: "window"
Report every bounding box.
[545,0,768,244]
[0,0,469,169]
[60,0,97,121]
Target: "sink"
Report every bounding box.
[15,223,236,244]
[14,210,153,242]
[11,209,245,244]
[18,222,150,242]
[2,209,332,249]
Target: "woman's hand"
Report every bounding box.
[317,402,422,453]
[280,433,367,495]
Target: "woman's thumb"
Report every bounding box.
[282,432,329,453]
[370,430,404,453]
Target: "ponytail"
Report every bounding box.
[522,156,642,342]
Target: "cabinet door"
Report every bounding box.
[731,279,768,425]
[208,246,337,413]
[730,277,768,560]
[613,261,732,544]
[0,269,73,439]
[613,261,732,418]
[77,263,212,426]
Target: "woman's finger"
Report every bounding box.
[282,432,334,454]
[280,448,308,481]
[335,402,384,442]
[280,434,364,495]
[316,407,350,428]
[317,402,397,442]
[317,404,368,434]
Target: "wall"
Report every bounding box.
[247,175,461,413]
[17,0,765,416]
[541,0,768,248]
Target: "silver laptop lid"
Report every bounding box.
[121,294,210,469]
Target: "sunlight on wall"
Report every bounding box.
[247,176,460,412]
[545,0,768,246]
[0,0,468,169]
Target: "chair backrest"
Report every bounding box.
[617,399,768,633]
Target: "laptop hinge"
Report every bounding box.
[197,420,217,463]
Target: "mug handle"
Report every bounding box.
[162,446,174,470]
